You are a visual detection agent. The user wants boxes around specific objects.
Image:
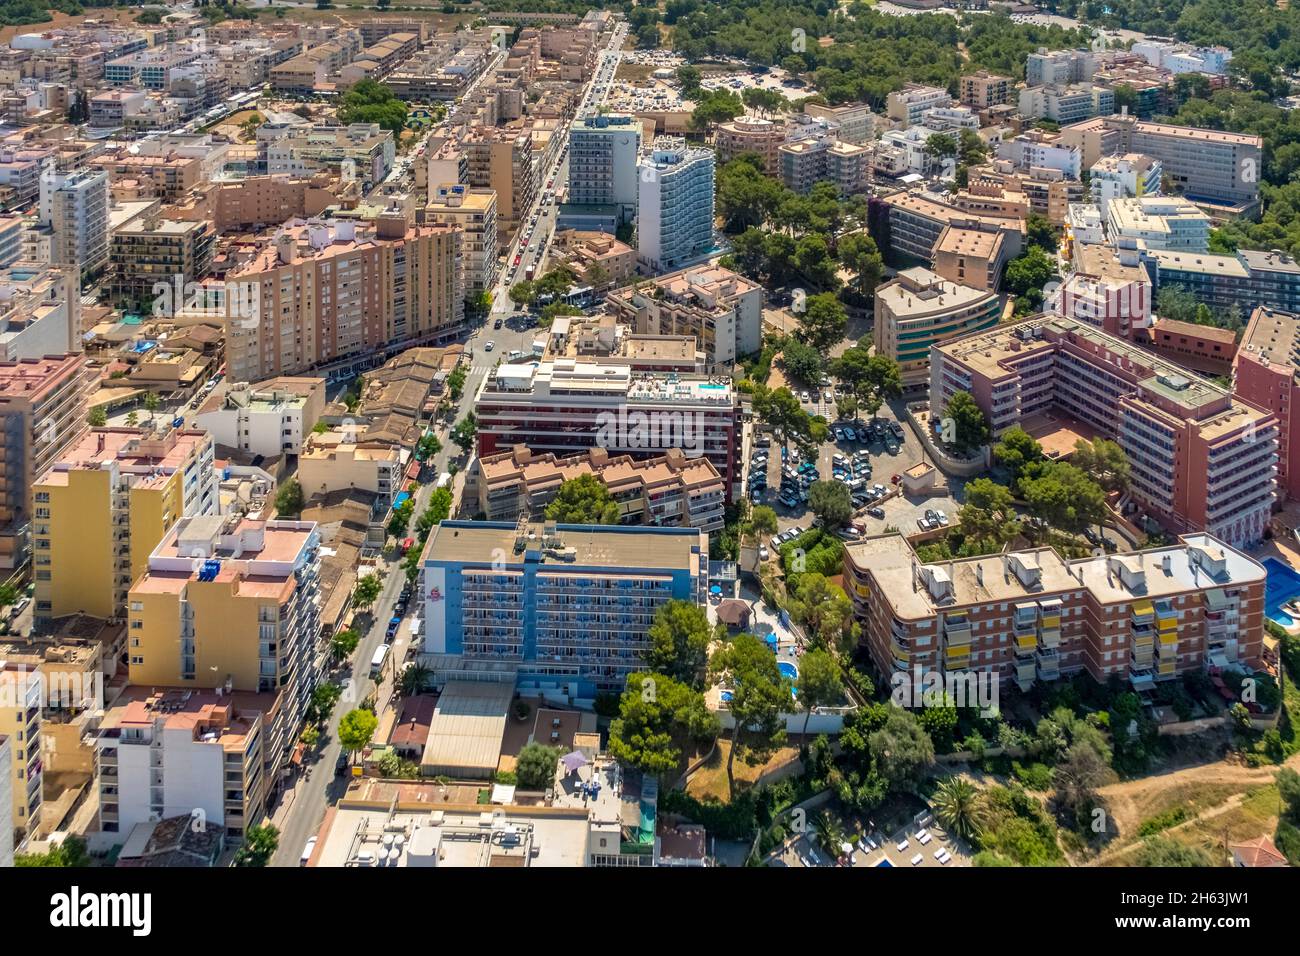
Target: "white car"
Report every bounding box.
[759,545,770,561]
[300,835,317,866]
[936,510,949,526]
[484,341,495,351]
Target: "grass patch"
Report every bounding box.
[685,738,801,803]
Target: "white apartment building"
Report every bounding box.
[568,114,641,224]
[1107,196,1210,252]
[426,183,499,294]
[886,85,952,128]
[637,138,715,274]
[193,377,326,456]
[38,167,108,280]
[1090,153,1162,217]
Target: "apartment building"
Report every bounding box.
[464,126,537,242]
[1060,115,1262,214]
[193,377,325,457]
[465,445,726,531]
[714,117,784,175]
[874,190,1025,269]
[932,220,1015,293]
[959,71,1012,109]
[550,230,637,287]
[1234,307,1300,503]
[779,138,832,194]
[960,161,1084,226]
[1149,248,1300,317]
[425,183,499,292]
[804,102,875,145]
[0,735,11,866]
[96,687,273,839]
[604,264,762,371]
[886,84,953,127]
[637,138,715,274]
[1048,268,1153,340]
[337,32,419,86]
[568,114,641,224]
[89,151,200,202]
[39,167,108,279]
[223,217,463,383]
[1026,49,1097,87]
[1106,196,1210,252]
[127,515,322,787]
[264,123,395,189]
[0,266,78,360]
[419,521,707,699]
[874,267,1001,388]
[0,354,93,570]
[108,216,215,301]
[169,173,344,232]
[1090,153,1162,216]
[297,439,401,505]
[541,315,702,374]
[474,360,741,498]
[32,426,218,627]
[0,664,41,836]
[844,531,1265,694]
[1018,84,1114,125]
[997,130,1082,179]
[930,315,1278,547]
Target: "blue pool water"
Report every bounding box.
[875,858,894,867]
[721,691,734,703]
[778,661,799,681]
[1263,557,1300,627]
[698,383,728,391]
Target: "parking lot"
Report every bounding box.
[745,399,964,549]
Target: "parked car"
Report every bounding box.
[867,506,886,519]
[936,510,949,526]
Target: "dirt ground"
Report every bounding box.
[685,738,803,801]
[0,9,140,44]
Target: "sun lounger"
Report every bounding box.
[896,839,909,852]
[937,850,952,865]
[933,848,945,860]
[917,830,932,845]
[910,853,923,866]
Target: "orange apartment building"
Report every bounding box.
[930,315,1278,548]
[844,531,1266,693]
[1233,306,1300,503]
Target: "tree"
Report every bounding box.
[1053,736,1114,823]
[400,663,433,697]
[275,478,304,517]
[608,671,720,775]
[830,347,900,410]
[338,708,379,759]
[798,292,847,352]
[645,599,718,688]
[450,413,477,452]
[787,573,855,652]
[868,707,935,794]
[710,633,789,799]
[352,574,382,612]
[143,391,160,421]
[331,628,360,661]
[812,810,848,857]
[932,777,987,841]
[716,158,786,233]
[1133,836,1215,867]
[838,232,883,300]
[749,505,778,538]
[233,824,279,867]
[992,426,1043,489]
[675,64,702,95]
[337,78,407,135]
[1025,213,1059,254]
[780,338,825,386]
[958,477,1020,548]
[446,366,467,402]
[793,235,840,291]
[796,648,843,740]
[0,583,17,608]
[416,487,453,540]
[1071,438,1130,495]
[516,741,562,789]
[544,473,620,525]
[509,280,537,308]
[15,835,90,867]
[943,390,990,453]
[1003,246,1059,312]
[417,432,442,461]
[808,479,852,529]
[751,385,811,451]
[1019,460,1108,535]
[388,498,414,536]
[88,406,107,427]
[690,88,744,130]
[585,262,611,291]
[125,411,139,427]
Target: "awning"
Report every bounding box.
[1204,588,1229,611]
[561,751,588,774]
[1132,600,1154,617]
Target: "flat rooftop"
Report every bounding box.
[424,520,705,572]
[419,681,513,779]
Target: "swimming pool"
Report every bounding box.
[1263,557,1300,627]
[778,661,799,682]
[721,691,734,703]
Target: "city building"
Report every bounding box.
[193,377,325,457]
[714,117,784,174]
[1060,115,1262,215]
[604,264,762,370]
[39,167,109,280]
[873,267,1001,388]
[1018,84,1114,125]
[126,515,323,794]
[874,190,1024,269]
[32,426,218,627]
[959,71,1013,109]
[0,354,93,570]
[844,531,1265,693]
[1148,248,1300,317]
[1106,196,1210,252]
[425,183,499,292]
[474,360,741,498]
[466,445,726,531]
[1090,153,1162,216]
[0,266,79,360]
[108,216,215,301]
[223,217,463,383]
[464,126,537,242]
[96,687,274,839]
[264,123,395,189]
[567,114,640,224]
[297,438,401,506]
[419,521,707,699]
[886,84,952,127]
[930,315,1278,547]
[637,138,715,274]
[549,230,637,288]
[1026,48,1097,87]
[1234,307,1300,503]
[0,664,41,836]
[803,102,875,145]
[0,735,11,866]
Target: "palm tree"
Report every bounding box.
[812,810,846,858]
[399,663,432,697]
[932,776,986,842]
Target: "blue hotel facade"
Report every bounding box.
[419,521,708,702]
